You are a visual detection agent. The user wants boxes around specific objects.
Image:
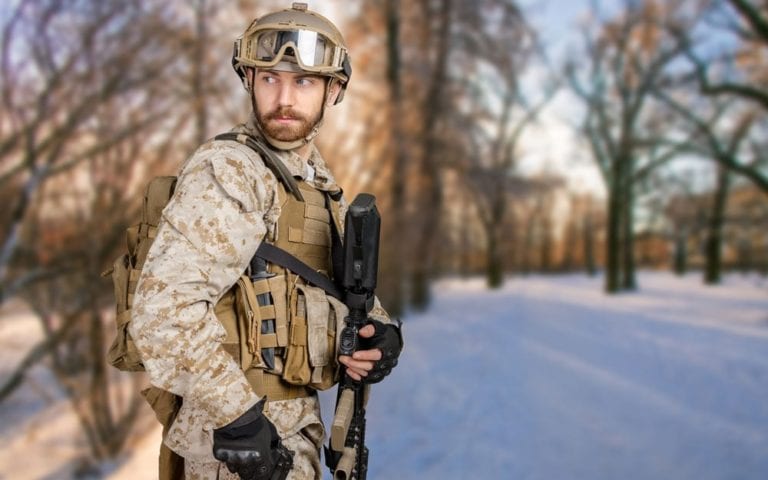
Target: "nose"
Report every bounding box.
[277,81,295,107]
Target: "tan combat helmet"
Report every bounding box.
[232,2,351,104]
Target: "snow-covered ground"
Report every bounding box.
[356,272,768,480]
[2,271,767,479]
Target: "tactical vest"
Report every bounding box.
[217,179,347,400]
[106,134,347,401]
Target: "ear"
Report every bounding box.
[243,67,255,91]
[326,79,342,106]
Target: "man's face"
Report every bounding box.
[251,69,330,143]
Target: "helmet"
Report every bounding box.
[232,2,352,105]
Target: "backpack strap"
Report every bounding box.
[214,132,304,202]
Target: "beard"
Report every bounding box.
[256,105,322,142]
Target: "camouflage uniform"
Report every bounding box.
[130,116,388,480]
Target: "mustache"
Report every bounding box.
[265,107,306,121]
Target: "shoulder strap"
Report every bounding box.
[214,132,304,202]
[253,242,343,300]
[326,193,344,285]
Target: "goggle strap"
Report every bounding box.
[332,46,342,69]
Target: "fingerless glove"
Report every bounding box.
[359,319,403,383]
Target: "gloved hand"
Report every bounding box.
[213,398,294,480]
[358,319,403,383]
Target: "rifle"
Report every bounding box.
[325,193,381,480]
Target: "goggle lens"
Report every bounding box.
[251,29,337,70]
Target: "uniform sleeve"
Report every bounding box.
[129,141,278,429]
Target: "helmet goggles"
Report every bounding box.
[238,27,347,75]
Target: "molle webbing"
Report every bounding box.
[275,182,339,268]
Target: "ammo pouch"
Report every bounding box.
[284,282,346,390]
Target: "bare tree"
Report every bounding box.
[408,0,454,308]
[566,0,690,292]
[676,0,768,110]
[383,0,408,315]
[0,0,191,468]
[664,2,768,192]
[448,0,556,287]
[655,0,768,281]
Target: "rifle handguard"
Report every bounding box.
[331,388,355,451]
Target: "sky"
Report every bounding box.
[517,0,611,196]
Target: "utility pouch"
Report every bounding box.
[222,274,289,372]
[282,283,343,390]
[217,285,254,370]
[283,284,311,386]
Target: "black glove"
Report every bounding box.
[359,319,403,384]
[213,399,294,480]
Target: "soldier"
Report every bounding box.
[129,3,403,480]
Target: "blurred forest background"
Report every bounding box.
[0,0,767,475]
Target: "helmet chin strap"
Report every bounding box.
[249,71,327,152]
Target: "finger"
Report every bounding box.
[358,324,376,338]
[345,368,362,381]
[352,348,382,361]
[339,358,367,378]
[339,356,375,372]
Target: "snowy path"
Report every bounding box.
[347,273,768,480]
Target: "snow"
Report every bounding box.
[352,272,768,480]
[2,272,767,479]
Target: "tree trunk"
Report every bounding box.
[485,195,505,288]
[521,211,535,275]
[620,164,637,290]
[605,168,622,292]
[540,214,553,272]
[411,0,452,310]
[384,0,406,315]
[583,210,597,276]
[704,164,731,284]
[673,232,688,275]
[486,228,503,288]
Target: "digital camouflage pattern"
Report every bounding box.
[130,116,388,479]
